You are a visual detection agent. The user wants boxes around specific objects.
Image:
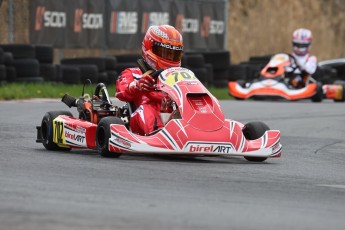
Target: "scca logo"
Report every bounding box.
[141,12,169,33]
[175,14,198,33]
[110,11,137,34]
[210,20,224,34]
[74,8,103,32]
[35,6,66,30]
[200,16,224,37]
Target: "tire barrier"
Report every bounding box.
[4,52,14,66]
[113,54,141,76]
[115,62,137,74]
[182,53,209,86]
[60,57,120,85]
[239,62,264,81]
[5,67,17,82]
[61,57,106,72]
[15,77,44,83]
[0,48,4,65]
[104,56,117,70]
[115,54,141,63]
[183,50,230,87]
[213,69,229,88]
[105,71,118,85]
[228,65,247,81]
[40,64,57,82]
[78,65,99,83]
[202,50,231,70]
[184,54,205,68]
[60,65,81,84]
[35,45,54,64]
[248,55,272,64]
[0,65,6,82]
[191,68,208,86]
[1,43,344,90]
[13,59,40,78]
[0,44,36,59]
[205,63,214,87]
[97,72,108,84]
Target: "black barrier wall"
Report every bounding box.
[29,0,227,50]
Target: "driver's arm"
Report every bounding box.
[115,69,136,101]
[302,56,317,75]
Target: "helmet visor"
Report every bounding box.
[292,42,309,48]
[152,42,183,62]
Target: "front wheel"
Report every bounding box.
[96,117,125,158]
[41,111,73,151]
[242,121,269,162]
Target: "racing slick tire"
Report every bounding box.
[333,80,345,102]
[41,111,73,151]
[242,121,270,162]
[96,117,125,158]
[311,82,323,102]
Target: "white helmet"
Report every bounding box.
[292,28,312,56]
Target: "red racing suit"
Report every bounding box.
[115,67,164,135]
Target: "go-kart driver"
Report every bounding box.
[285,28,318,88]
[115,25,183,135]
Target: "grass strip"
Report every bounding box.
[0,83,232,100]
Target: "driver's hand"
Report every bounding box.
[138,75,155,92]
[129,75,155,93]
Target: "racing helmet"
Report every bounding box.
[292,28,312,56]
[142,25,183,70]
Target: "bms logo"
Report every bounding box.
[35,6,66,30]
[141,12,169,33]
[110,11,138,34]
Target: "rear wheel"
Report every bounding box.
[96,117,125,158]
[311,82,323,102]
[242,121,269,162]
[333,80,345,102]
[41,111,73,151]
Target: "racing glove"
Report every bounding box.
[128,74,155,93]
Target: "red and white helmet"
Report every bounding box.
[292,28,313,56]
[142,25,183,70]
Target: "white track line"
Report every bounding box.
[317,184,345,189]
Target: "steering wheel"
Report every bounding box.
[136,59,163,80]
[287,54,301,72]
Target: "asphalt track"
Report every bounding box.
[0,99,345,230]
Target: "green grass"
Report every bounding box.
[0,82,233,100]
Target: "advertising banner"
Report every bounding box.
[30,0,227,50]
[106,0,141,49]
[65,0,88,48]
[87,0,106,48]
[30,0,67,48]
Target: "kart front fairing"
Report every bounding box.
[109,67,282,157]
[229,79,318,100]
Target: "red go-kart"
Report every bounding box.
[36,62,282,162]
